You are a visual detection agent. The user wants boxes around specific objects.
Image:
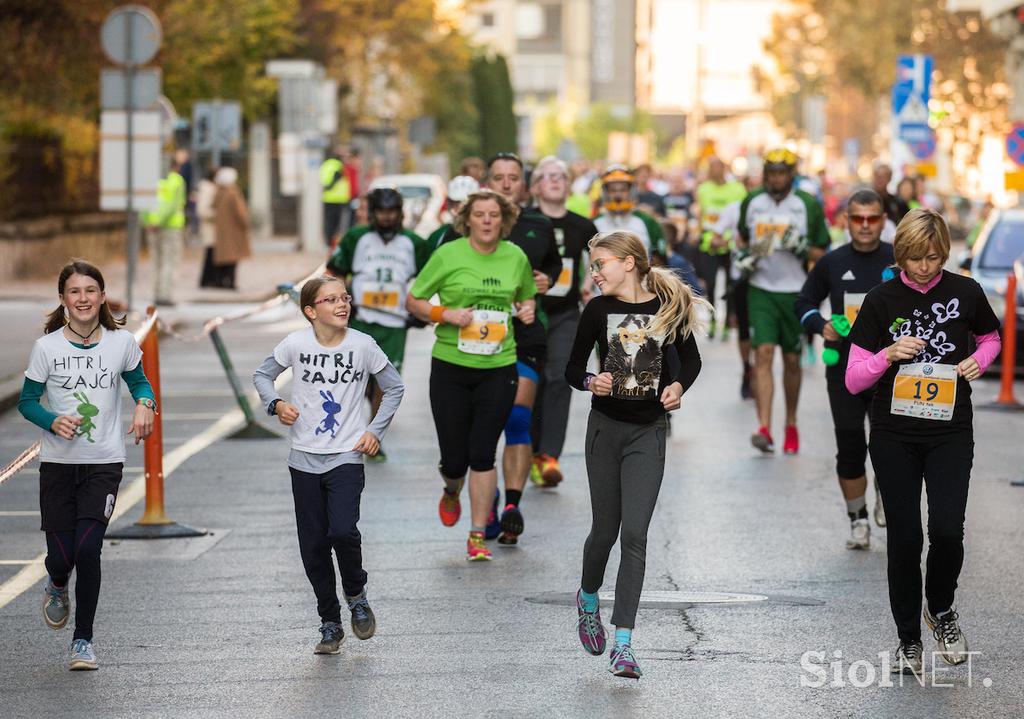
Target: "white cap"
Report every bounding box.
[447,175,480,203]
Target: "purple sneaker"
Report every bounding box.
[609,643,642,678]
[576,589,607,656]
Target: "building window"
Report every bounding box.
[516,2,562,53]
[480,12,495,28]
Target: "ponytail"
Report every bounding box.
[44,260,125,335]
[645,266,711,344]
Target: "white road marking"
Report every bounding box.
[0,511,39,517]
[0,408,245,610]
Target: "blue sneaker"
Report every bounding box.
[609,643,642,678]
[69,639,98,670]
[43,579,70,630]
[576,590,607,656]
[484,489,501,540]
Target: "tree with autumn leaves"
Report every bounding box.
[758,0,1009,169]
[0,0,513,218]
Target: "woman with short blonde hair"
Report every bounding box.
[845,208,1002,675]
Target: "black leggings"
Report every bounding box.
[429,358,518,479]
[290,463,366,624]
[826,381,872,479]
[696,251,731,317]
[732,278,750,341]
[868,432,973,642]
[45,519,107,641]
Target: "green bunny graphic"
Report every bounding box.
[73,391,99,443]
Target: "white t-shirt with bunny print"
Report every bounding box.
[272,327,389,454]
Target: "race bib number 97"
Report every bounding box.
[545,258,574,298]
[891,363,956,421]
[458,310,508,356]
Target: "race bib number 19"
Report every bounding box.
[458,310,508,356]
[891,363,956,421]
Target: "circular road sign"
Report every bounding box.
[101,5,162,67]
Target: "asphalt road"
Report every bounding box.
[1,298,1022,718]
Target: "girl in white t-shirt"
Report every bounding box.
[253,276,404,655]
[18,260,156,671]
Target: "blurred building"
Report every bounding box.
[462,0,652,155]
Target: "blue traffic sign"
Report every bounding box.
[909,133,936,160]
[1006,125,1024,166]
[892,55,932,117]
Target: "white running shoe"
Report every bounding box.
[846,518,871,550]
[874,484,886,527]
[891,640,923,675]
[924,606,969,665]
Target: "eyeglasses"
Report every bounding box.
[313,294,352,306]
[849,214,884,226]
[536,171,568,182]
[589,257,624,274]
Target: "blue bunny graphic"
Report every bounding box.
[316,390,341,438]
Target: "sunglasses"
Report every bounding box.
[313,293,353,306]
[849,214,884,226]
[589,257,624,274]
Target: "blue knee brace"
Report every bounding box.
[504,404,533,446]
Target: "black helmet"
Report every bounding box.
[367,187,403,212]
[367,188,403,239]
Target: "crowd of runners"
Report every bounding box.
[17,148,1001,681]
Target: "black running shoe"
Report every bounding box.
[497,503,523,545]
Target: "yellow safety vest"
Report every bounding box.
[145,171,186,229]
[320,158,351,204]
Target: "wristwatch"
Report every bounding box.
[583,374,594,392]
[137,397,157,412]
[269,398,282,416]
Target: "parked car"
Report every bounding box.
[960,208,1024,371]
[367,174,446,238]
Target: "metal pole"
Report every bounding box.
[125,14,138,310]
[211,99,222,170]
[208,325,257,425]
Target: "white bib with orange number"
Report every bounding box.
[891,363,957,421]
[752,213,791,256]
[458,310,509,356]
[359,281,403,311]
[843,292,866,325]
[545,258,574,298]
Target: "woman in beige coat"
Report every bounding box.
[212,166,251,289]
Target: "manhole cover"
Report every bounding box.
[527,590,769,609]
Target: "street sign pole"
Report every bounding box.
[125,18,137,310]
[211,99,222,170]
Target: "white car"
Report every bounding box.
[368,174,446,238]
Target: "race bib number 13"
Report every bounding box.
[458,310,508,356]
[891,363,957,421]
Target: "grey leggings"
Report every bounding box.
[581,409,667,628]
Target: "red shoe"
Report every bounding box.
[783,425,799,455]
[438,489,461,527]
[540,454,563,487]
[751,426,775,454]
[466,531,493,561]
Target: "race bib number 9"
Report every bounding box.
[891,363,957,421]
[361,281,402,309]
[458,310,508,356]
[545,258,574,298]
[843,293,866,325]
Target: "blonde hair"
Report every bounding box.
[530,155,569,186]
[589,231,711,343]
[452,189,520,239]
[894,208,950,268]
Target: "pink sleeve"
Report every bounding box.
[845,344,891,394]
[970,330,1002,373]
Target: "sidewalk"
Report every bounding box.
[0,237,326,409]
[0,236,325,305]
